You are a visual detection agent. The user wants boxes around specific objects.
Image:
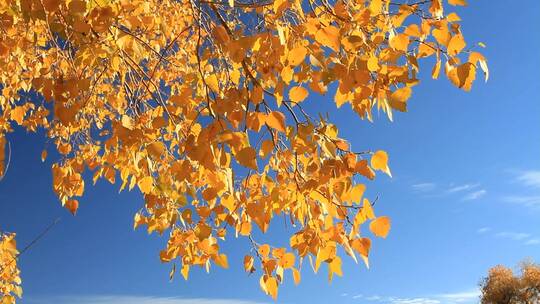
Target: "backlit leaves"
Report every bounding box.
[369,216,392,238]
[371,151,392,177]
[0,0,485,300]
[0,234,22,304]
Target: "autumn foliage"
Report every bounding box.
[0,233,22,304]
[480,261,540,304]
[0,0,486,300]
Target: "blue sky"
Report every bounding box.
[1,1,540,304]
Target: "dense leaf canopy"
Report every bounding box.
[480,262,540,304]
[0,0,486,301]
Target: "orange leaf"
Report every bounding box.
[137,176,153,194]
[289,86,308,103]
[266,111,286,133]
[66,199,79,215]
[371,150,391,177]
[369,216,391,238]
[236,147,258,170]
[447,34,466,56]
[288,46,307,66]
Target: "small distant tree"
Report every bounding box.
[480,261,540,304]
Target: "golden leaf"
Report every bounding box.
[236,147,258,170]
[371,150,392,177]
[137,176,153,194]
[266,111,286,133]
[448,34,466,56]
[369,216,391,238]
[288,46,307,66]
[289,86,308,103]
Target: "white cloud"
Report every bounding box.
[351,288,480,304]
[436,290,481,303]
[389,298,440,304]
[476,227,491,234]
[525,239,540,246]
[515,170,540,188]
[412,183,437,192]
[26,296,266,304]
[479,228,539,246]
[503,195,540,208]
[462,190,487,201]
[495,232,531,241]
[446,184,480,194]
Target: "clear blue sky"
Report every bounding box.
[1,1,539,304]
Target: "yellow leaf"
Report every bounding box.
[447,62,476,91]
[447,34,466,56]
[214,253,229,269]
[274,0,288,15]
[369,216,391,238]
[41,149,48,162]
[389,87,412,112]
[328,256,342,282]
[278,252,295,269]
[181,264,189,280]
[147,142,166,158]
[371,150,391,177]
[289,86,308,103]
[243,255,254,272]
[258,244,270,258]
[448,0,467,6]
[265,276,278,299]
[310,191,329,205]
[348,184,366,203]
[292,268,301,285]
[389,33,409,52]
[66,199,79,215]
[315,26,340,51]
[10,106,26,125]
[369,0,382,15]
[121,115,134,130]
[446,12,461,22]
[236,147,258,170]
[288,46,307,66]
[367,55,379,72]
[206,74,220,92]
[432,58,442,79]
[266,111,286,133]
[138,176,153,194]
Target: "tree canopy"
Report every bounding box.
[480,261,540,304]
[0,0,486,301]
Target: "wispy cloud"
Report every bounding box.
[498,170,540,209]
[525,239,540,246]
[412,183,437,192]
[436,290,481,303]
[462,189,487,201]
[411,182,486,202]
[515,170,540,189]
[495,232,531,241]
[477,228,539,246]
[26,296,266,304]
[476,227,491,234]
[446,184,480,194]
[350,289,480,304]
[503,195,540,208]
